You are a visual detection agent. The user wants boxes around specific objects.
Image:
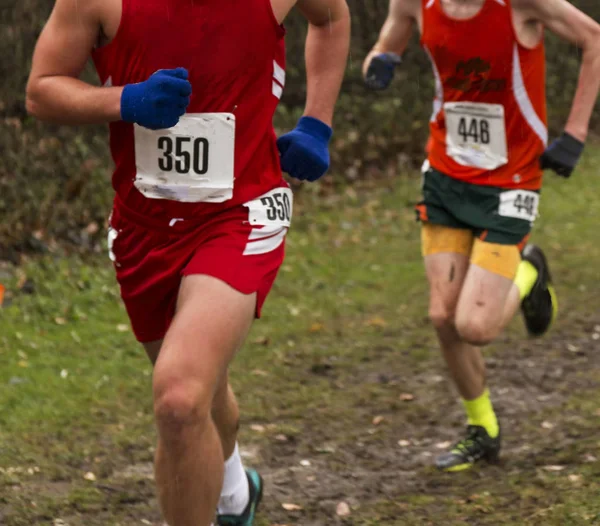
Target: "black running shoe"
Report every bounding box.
[521,244,558,337]
[435,425,501,472]
[217,469,263,526]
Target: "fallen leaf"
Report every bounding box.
[86,222,99,235]
[83,472,97,481]
[399,393,415,402]
[372,415,384,426]
[282,503,303,511]
[309,323,324,332]
[366,317,387,328]
[336,501,351,517]
[543,465,565,472]
[541,421,555,430]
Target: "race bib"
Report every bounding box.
[134,113,235,203]
[445,102,508,171]
[498,189,539,223]
[245,187,293,227]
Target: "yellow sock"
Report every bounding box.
[462,389,499,438]
[514,260,538,300]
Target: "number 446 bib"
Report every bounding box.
[444,102,508,171]
[134,113,235,203]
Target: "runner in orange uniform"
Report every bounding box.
[364,0,600,471]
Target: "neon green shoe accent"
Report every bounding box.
[435,425,501,472]
[548,284,558,324]
[444,462,473,472]
[514,260,538,301]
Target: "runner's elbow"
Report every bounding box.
[25,95,41,119]
[25,83,57,123]
[25,81,44,120]
[582,25,600,58]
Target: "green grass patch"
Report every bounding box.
[1,149,600,525]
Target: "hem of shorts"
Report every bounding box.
[131,295,264,343]
[180,270,266,318]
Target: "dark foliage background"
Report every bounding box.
[1,0,597,254]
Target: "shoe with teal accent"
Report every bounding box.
[217,469,263,526]
[435,425,501,472]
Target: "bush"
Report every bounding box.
[1,0,598,252]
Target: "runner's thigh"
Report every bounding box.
[153,275,257,404]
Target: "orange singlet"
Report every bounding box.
[421,0,547,190]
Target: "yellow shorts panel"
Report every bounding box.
[470,238,521,280]
[421,223,473,258]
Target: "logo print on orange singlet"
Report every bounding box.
[445,55,507,94]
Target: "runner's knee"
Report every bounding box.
[455,313,498,347]
[429,300,456,330]
[153,371,214,434]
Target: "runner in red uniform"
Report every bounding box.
[26,0,350,524]
[364,0,600,471]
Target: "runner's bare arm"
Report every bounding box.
[520,0,600,142]
[26,0,122,124]
[293,0,351,126]
[363,0,417,76]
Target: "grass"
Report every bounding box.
[1,149,600,525]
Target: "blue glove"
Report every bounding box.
[277,116,333,182]
[540,132,584,178]
[364,52,402,91]
[121,68,192,130]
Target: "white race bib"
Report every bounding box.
[245,187,293,227]
[498,189,539,223]
[445,102,508,171]
[134,113,235,203]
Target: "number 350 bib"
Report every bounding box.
[444,102,508,171]
[134,113,235,203]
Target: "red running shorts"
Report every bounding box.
[107,188,290,343]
